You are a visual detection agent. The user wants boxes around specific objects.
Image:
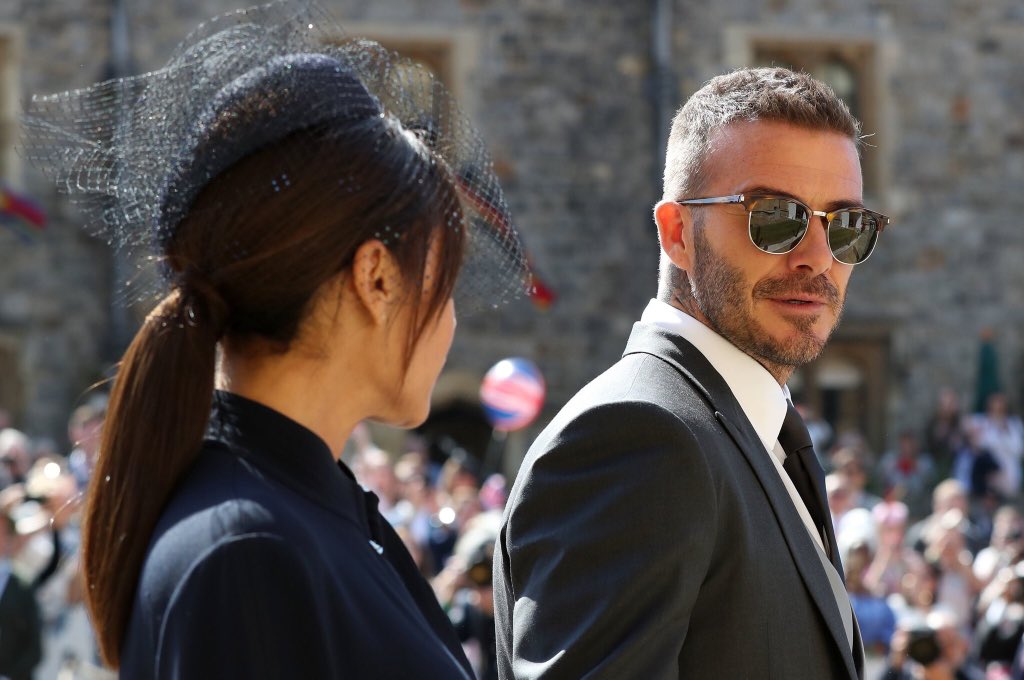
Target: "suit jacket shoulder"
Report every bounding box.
[495,322,858,680]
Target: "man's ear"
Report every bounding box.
[350,239,402,325]
[654,200,695,272]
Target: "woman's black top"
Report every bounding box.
[120,391,473,679]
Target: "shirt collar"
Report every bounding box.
[205,390,365,522]
[641,299,790,453]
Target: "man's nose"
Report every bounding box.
[787,213,835,274]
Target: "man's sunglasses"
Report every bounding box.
[676,194,890,265]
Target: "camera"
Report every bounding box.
[906,626,942,666]
[465,543,493,588]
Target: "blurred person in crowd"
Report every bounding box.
[908,480,986,557]
[392,451,439,571]
[478,473,508,512]
[24,456,79,590]
[415,447,483,571]
[880,430,937,517]
[927,388,968,482]
[496,66,887,678]
[847,541,897,658]
[436,512,503,680]
[971,393,1024,500]
[395,447,431,484]
[429,466,483,573]
[825,461,875,558]
[867,500,924,598]
[0,484,49,580]
[23,2,529,675]
[973,506,1024,589]
[0,496,42,680]
[921,508,981,629]
[837,507,879,567]
[888,558,942,628]
[828,472,854,528]
[833,445,883,510]
[952,420,1002,505]
[973,562,1024,676]
[969,489,1003,557]
[25,459,101,680]
[66,401,106,491]
[439,448,481,497]
[0,428,31,487]
[4,471,103,679]
[883,610,983,680]
[352,445,404,525]
[452,484,483,529]
[392,452,431,514]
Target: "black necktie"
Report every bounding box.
[778,404,832,559]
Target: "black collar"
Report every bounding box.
[204,390,365,525]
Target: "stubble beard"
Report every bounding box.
[687,228,845,380]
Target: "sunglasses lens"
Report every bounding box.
[829,211,880,264]
[748,198,808,253]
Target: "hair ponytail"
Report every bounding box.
[83,288,223,667]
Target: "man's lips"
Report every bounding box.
[767,295,829,306]
[753,275,842,309]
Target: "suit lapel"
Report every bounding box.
[623,323,859,680]
[716,414,858,679]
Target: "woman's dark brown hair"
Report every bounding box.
[83,111,466,665]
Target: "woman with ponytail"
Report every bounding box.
[22,2,530,677]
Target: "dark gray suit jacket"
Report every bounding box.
[494,322,863,679]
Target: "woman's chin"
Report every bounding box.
[370,403,430,430]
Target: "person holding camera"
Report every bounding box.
[882,611,983,680]
[972,562,1024,675]
[434,512,502,680]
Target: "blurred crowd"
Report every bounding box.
[0,398,107,680]
[814,388,1024,680]
[1,385,1023,679]
[344,426,506,680]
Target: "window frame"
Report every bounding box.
[722,25,890,204]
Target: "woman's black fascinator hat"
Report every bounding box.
[21,0,531,312]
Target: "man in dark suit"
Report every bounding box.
[494,67,891,679]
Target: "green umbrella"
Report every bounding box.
[974,330,1001,414]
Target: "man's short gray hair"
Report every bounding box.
[662,67,862,201]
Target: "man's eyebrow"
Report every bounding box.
[740,185,864,212]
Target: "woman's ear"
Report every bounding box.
[654,200,695,273]
[350,239,402,325]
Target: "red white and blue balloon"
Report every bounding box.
[480,358,546,432]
